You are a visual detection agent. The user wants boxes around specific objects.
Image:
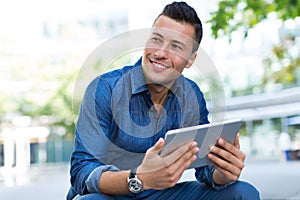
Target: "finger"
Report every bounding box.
[217,138,245,162]
[164,143,198,180]
[147,138,165,157]
[209,150,242,171]
[152,138,165,151]
[171,142,199,169]
[210,144,245,169]
[208,152,243,183]
[163,142,193,165]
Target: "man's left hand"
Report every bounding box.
[208,134,245,185]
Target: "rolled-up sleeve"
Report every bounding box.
[70,132,120,195]
[70,76,116,195]
[85,165,119,193]
[195,165,235,190]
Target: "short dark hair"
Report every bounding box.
[154,1,203,52]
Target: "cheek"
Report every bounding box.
[143,46,156,57]
[172,57,190,70]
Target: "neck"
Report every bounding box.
[148,83,170,115]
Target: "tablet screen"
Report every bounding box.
[160,118,242,168]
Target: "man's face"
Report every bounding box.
[142,15,197,86]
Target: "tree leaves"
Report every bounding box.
[208,0,300,94]
[209,0,300,39]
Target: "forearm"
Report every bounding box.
[99,170,131,195]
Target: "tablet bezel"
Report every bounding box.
[160,118,243,169]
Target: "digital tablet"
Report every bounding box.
[160,118,243,169]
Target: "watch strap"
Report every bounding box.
[128,167,143,193]
[129,167,137,178]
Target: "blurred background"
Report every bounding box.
[0,0,299,199]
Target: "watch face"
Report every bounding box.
[128,177,143,193]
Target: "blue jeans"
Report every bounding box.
[71,181,260,200]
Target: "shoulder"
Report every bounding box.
[182,76,205,97]
[87,65,136,92]
[185,77,200,88]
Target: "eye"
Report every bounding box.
[151,36,162,44]
[172,43,183,50]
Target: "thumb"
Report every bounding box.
[148,138,165,155]
[234,133,240,149]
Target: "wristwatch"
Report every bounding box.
[127,168,143,193]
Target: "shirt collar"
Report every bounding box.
[131,57,148,94]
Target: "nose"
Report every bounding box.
[154,45,169,59]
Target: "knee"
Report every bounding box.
[231,181,260,200]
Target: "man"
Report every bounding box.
[279,131,291,161]
[68,2,260,199]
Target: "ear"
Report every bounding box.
[185,52,197,69]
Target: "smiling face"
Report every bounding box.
[142,15,197,88]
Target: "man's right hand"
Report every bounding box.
[137,138,199,190]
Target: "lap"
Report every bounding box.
[147,181,260,200]
[73,180,260,200]
[73,193,131,200]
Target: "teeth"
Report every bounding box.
[154,63,167,69]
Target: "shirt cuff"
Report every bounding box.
[206,168,236,190]
[85,165,120,193]
[209,169,236,190]
[195,165,235,190]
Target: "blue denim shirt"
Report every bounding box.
[70,58,228,196]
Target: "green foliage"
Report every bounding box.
[39,71,77,138]
[0,53,79,138]
[208,0,300,94]
[208,0,300,39]
[261,35,300,88]
[239,122,247,136]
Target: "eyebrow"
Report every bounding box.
[152,31,186,48]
